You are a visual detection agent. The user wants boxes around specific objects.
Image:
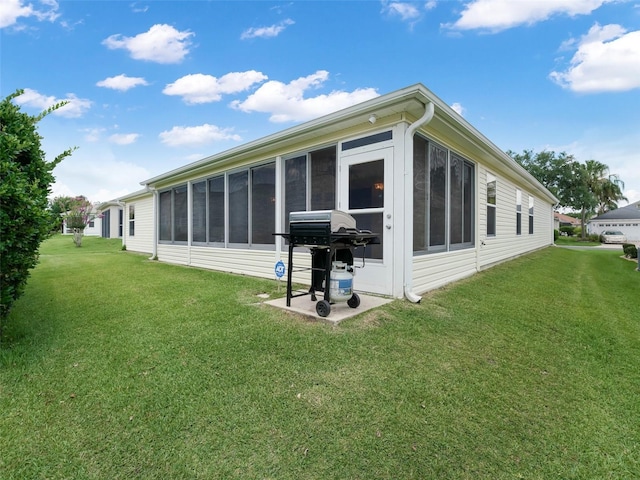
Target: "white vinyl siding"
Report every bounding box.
[124,195,153,254]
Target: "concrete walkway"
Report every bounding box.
[555,243,625,251]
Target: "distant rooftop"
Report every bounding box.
[590,201,640,221]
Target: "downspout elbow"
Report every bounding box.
[403,101,435,304]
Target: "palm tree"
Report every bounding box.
[580,160,627,238]
[596,174,626,215]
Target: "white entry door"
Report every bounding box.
[339,147,393,295]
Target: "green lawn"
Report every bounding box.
[554,235,602,247]
[1,235,639,479]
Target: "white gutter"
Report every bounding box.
[403,101,435,303]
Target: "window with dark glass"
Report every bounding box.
[251,163,275,244]
[283,146,336,231]
[516,189,522,236]
[413,135,475,253]
[174,185,188,242]
[208,176,225,243]
[229,171,249,244]
[102,210,111,238]
[159,185,188,243]
[528,195,534,235]
[159,190,172,241]
[487,173,497,236]
[192,181,206,243]
[284,155,306,227]
[310,147,336,210]
[129,204,135,237]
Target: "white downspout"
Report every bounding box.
[403,101,435,303]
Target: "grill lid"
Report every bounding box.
[289,210,356,232]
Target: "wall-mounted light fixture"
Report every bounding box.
[368,114,377,124]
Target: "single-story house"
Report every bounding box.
[114,83,557,301]
[587,201,640,242]
[554,212,581,231]
[97,201,124,239]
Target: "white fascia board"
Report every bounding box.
[139,82,557,205]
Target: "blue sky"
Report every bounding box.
[2,0,640,206]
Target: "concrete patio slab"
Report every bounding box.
[264,291,393,324]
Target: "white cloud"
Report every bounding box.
[241,18,294,39]
[14,88,91,118]
[0,0,60,29]
[451,102,465,116]
[545,128,640,206]
[109,133,140,145]
[130,3,149,13]
[230,71,379,123]
[159,124,242,147]
[382,1,422,21]
[102,24,194,64]
[96,74,149,91]
[450,0,613,32]
[82,127,106,142]
[51,154,151,203]
[550,24,640,93]
[163,71,268,104]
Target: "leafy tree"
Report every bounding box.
[49,195,76,233]
[510,150,626,240]
[63,196,100,247]
[0,90,75,327]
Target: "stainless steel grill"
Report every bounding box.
[275,210,379,317]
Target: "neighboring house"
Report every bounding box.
[114,83,557,300]
[118,188,155,254]
[554,212,581,231]
[62,207,101,237]
[587,201,640,242]
[97,201,124,239]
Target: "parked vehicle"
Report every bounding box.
[599,230,627,244]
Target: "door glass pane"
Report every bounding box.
[349,159,384,209]
[351,212,382,260]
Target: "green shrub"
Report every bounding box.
[559,226,574,236]
[0,90,74,322]
[554,229,560,241]
[588,234,600,243]
[622,244,638,259]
